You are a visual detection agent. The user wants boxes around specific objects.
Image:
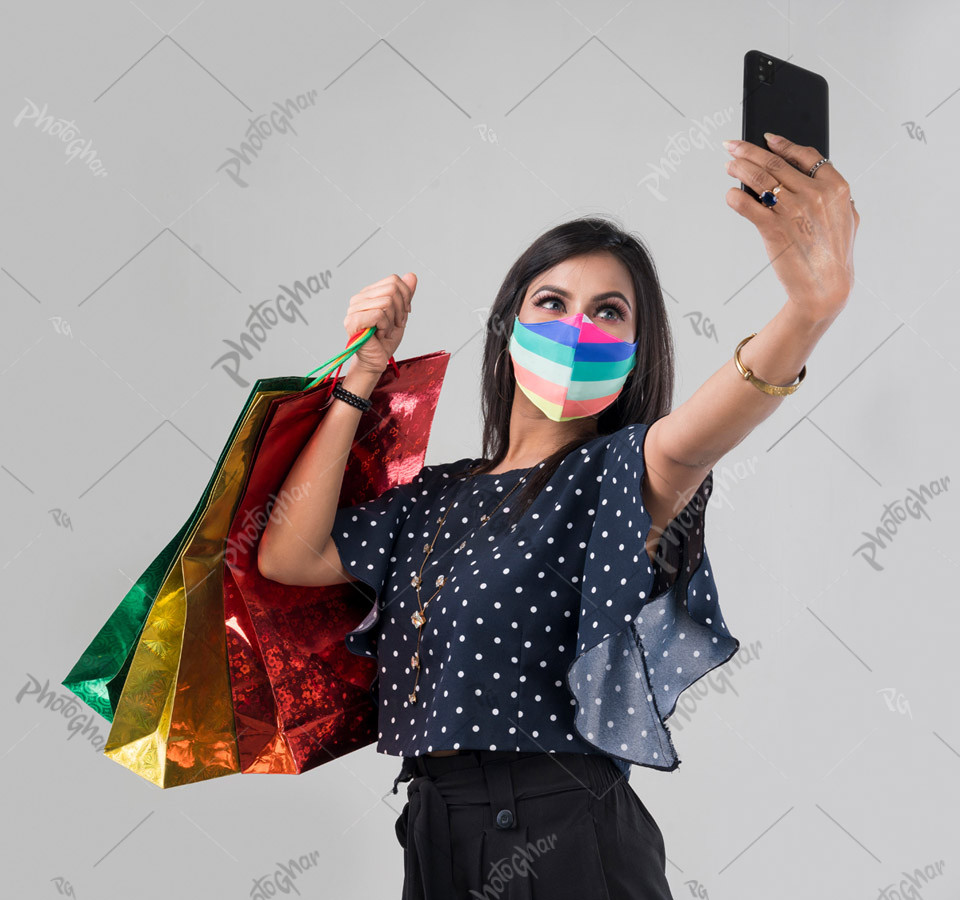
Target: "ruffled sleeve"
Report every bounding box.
[565,422,741,772]
[330,474,420,660]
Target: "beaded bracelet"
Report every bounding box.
[332,383,373,412]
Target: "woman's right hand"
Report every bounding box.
[344,273,417,375]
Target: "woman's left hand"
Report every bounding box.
[724,133,859,322]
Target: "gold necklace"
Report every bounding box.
[406,459,541,706]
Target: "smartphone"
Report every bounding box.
[741,50,829,201]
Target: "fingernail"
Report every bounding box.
[764,132,782,144]
[722,139,739,151]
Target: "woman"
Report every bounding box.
[258,134,858,899]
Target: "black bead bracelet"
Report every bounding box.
[332,383,372,412]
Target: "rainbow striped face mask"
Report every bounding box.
[507,311,638,421]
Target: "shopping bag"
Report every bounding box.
[101,385,292,787]
[68,322,449,788]
[224,349,449,776]
[159,346,445,786]
[60,377,301,722]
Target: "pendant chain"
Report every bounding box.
[406,459,541,706]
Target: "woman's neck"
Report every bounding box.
[493,390,599,469]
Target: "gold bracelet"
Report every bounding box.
[734,333,806,396]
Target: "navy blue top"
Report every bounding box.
[330,421,740,785]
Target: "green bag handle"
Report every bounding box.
[303,325,399,390]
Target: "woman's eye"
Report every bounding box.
[534,295,625,320]
[597,306,623,320]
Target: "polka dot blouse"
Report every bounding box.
[330,421,740,781]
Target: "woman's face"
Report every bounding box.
[517,252,637,344]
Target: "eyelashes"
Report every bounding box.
[533,293,629,321]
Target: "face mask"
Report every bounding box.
[507,311,638,421]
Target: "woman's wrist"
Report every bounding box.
[341,363,382,400]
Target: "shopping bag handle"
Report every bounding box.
[303,325,400,391]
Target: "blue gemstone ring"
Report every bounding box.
[758,183,782,207]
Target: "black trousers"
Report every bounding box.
[393,750,674,899]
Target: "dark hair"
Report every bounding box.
[452,214,677,528]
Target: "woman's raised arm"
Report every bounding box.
[642,134,858,544]
[257,273,416,586]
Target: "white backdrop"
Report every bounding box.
[2,1,958,898]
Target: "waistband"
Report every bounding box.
[393,750,623,900]
[391,749,622,793]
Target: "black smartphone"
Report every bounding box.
[741,50,829,201]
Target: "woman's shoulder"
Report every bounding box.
[599,420,650,447]
[569,421,651,470]
[526,422,652,496]
[406,456,476,493]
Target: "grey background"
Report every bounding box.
[3,1,958,898]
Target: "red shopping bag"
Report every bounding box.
[224,349,449,775]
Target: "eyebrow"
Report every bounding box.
[531,284,633,311]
